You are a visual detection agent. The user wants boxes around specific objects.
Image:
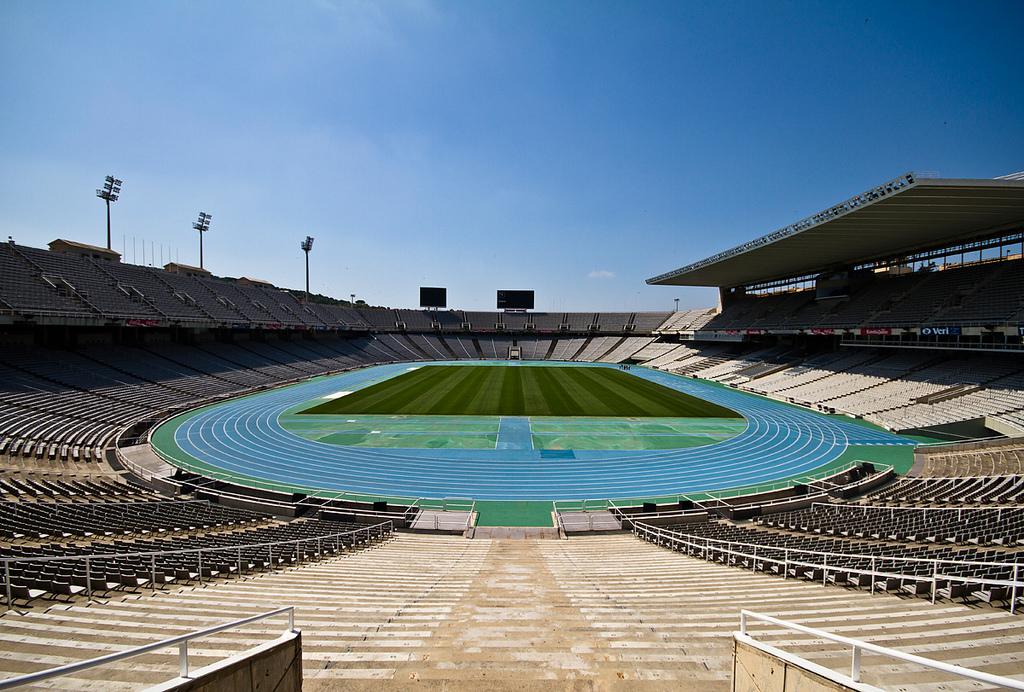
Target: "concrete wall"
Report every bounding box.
[147,632,301,692]
[733,636,882,692]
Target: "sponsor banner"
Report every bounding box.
[232,324,250,329]
[536,329,553,333]
[921,326,961,336]
[694,331,745,342]
[745,329,763,335]
[125,319,159,328]
[810,328,836,335]
[1019,326,1024,337]
[265,324,284,330]
[293,325,308,331]
[860,327,891,336]
[725,330,740,335]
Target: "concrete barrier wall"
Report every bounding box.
[733,636,882,692]
[147,631,301,692]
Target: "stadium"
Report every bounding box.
[1,170,1024,691]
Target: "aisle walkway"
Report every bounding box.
[0,534,1021,691]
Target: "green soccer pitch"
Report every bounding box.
[300,364,741,418]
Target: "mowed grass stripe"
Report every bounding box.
[301,364,741,418]
[536,367,587,416]
[576,367,736,417]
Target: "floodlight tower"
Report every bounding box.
[300,236,314,301]
[96,175,122,250]
[193,212,212,269]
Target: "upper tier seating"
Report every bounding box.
[0,243,94,317]
[697,258,1024,332]
[9,245,162,319]
[864,475,1024,505]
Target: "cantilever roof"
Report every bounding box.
[647,173,1024,289]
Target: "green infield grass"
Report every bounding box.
[300,364,741,418]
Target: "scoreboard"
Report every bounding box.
[497,290,534,310]
[419,287,447,308]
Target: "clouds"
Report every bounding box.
[1,2,1022,311]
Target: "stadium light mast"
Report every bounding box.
[193,212,212,269]
[300,236,314,301]
[96,175,122,250]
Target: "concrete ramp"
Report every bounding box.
[408,509,473,532]
[557,510,622,532]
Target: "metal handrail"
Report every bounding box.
[0,607,297,691]
[0,497,212,508]
[738,609,1024,689]
[3,520,394,609]
[803,501,1024,518]
[1,521,392,566]
[912,436,1022,452]
[686,459,882,502]
[634,521,1024,572]
[633,522,1022,613]
[553,459,882,516]
[608,464,892,521]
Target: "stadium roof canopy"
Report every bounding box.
[647,172,1024,289]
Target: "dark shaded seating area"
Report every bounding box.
[756,502,1024,546]
[863,475,1024,506]
[0,488,391,606]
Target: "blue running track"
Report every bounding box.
[164,362,915,501]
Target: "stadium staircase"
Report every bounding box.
[1,533,1022,690]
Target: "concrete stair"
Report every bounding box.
[0,533,1022,691]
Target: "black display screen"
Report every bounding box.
[497,290,534,310]
[419,287,447,308]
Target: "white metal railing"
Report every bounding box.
[912,435,1023,453]
[0,497,211,510]
[2,521,393,609]
[685,459,884,502]
[606,463,891,523]
[423,512,475,532]
[738,610,1024,689]
[552,498,613,512]
[406,497,475,531]
[551,462,890,527]
[633,522,1022,613]
[802,501,1024,518]
[762,502,1024,533]
[555,510,623,533]
[0,607,296,691]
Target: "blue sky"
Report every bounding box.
[2,1,1022,312]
